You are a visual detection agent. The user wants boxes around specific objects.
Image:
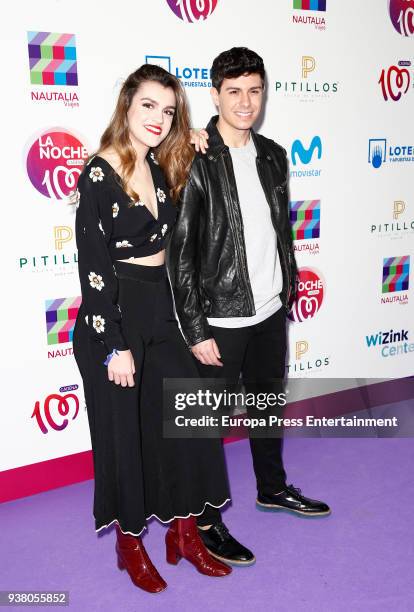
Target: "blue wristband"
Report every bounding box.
[104,348,119,366]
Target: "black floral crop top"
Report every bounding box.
[75,151,177,351]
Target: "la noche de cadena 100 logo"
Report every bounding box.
[166,0,218,21]
[389,0,414,36]
[289,268,325,322]
[26,128,88,200]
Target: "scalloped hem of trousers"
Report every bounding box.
[94,497,232,537]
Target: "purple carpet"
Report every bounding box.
[1,435,413,611]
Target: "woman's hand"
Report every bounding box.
[190,128,209,154]
[107,349,136,387]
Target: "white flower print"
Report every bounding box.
[89,167,105,182]
[112,202,119,217]
[92,315,106,334]
[132,199,145,207]
[98,219,105,235]
[150,233,158,242]
[161,224,168,236]
[157,188,166,203]
[150,151,159,165]
[85,315,89,325]
[88,271,105,291]
[116,240,133,248]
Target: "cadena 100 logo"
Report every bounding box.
[289,268,325,322]
[26,129,88,199]
[166,0,218,21]
[389,0,414,36]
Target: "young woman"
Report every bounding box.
[72,64,231,593]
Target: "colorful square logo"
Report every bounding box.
[293,0,326,10]
[382,256,410,293]
[290,200,321,240]
[45,297,81,345]
[28,31,78,86]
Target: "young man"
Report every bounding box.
[168,48,330,567]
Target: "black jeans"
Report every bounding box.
[195,307,288,527]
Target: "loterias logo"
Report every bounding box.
[290,200,320,256]
[166,0,218,22]
[389,0,414,36]
[19,226,78,277]
[381,256,410,305]
[286,340,330,376]
[290,136,322,178]
[368,138,414,169]
[27,31,79,107]
[288,268,325,322]
[26,129,88,199]
[379,62,412,102]
[275,57,338,101]
[145,55,211,88]
[31,385,80,434]
[370,200,414,239]
[293,0,326,30]
[365,328,413,358]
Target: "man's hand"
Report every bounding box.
[190,128,209,154]
[191,338,223,366]
[107,349,136,387]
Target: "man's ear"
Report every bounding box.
[210,87,220,108]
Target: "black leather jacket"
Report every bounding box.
[168,115,298,347]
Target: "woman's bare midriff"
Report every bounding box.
[117,249,165,266]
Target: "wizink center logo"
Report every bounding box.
[379,62,412,102]
[27,31,79,107]
[286,340,330,377]
[45,296,81,346]
[370,200,414,239]
[290,136,322,177]
[293,0,326,30]
[365,328,412,358]
[145,55,211,88]
[166,0,218,22]
[275,57,338,101]
[19,227,78,277]
[381,256,410,305]
[389,0,414,36]
[290,200,320,256]
[368,138,414,169]
[288,268,325,322]
[26,129,88,200]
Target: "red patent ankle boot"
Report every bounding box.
[115,524,167,593]
[165,516,232,577]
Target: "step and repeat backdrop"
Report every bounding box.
[1,1,413,481]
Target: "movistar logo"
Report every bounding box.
[291,136,322,165]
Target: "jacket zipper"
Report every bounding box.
[256,158,291,308]
[222,151,255,315]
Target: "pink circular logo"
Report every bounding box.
[389,0,414,36]
[26,129,88,200]
[166,0,218,22]
[289,268,325,322]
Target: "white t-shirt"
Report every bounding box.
[207,136,283,328]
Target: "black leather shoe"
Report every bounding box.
[256,484,331,516]
[198,522,255,566]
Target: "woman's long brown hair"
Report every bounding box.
[98,64,194,202]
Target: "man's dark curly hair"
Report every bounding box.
[211,47,265,92]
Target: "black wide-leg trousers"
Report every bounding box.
[195,307,288,527]
[73,261,230,536]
